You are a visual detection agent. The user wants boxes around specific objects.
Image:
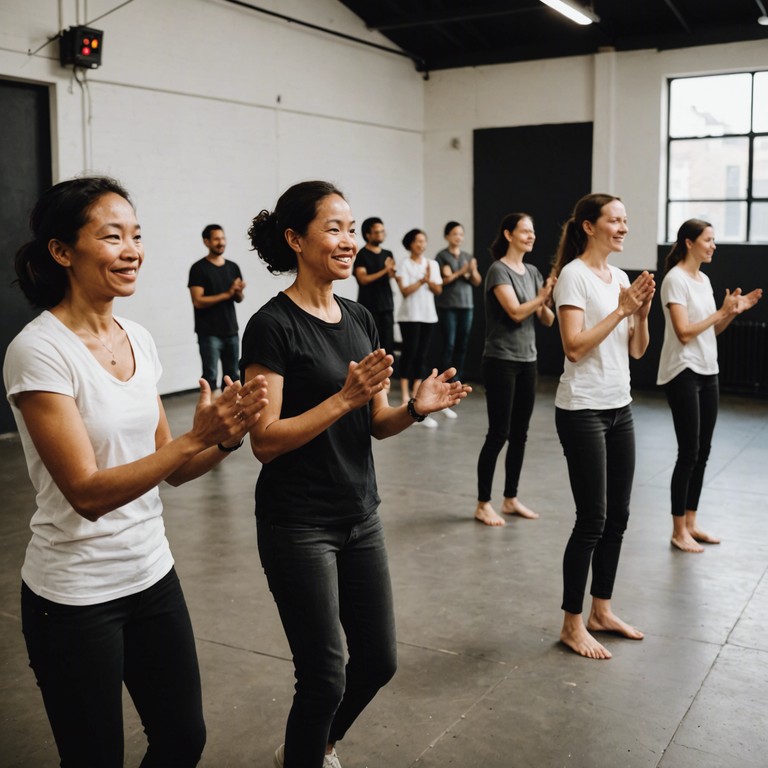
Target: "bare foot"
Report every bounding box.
[501,497,539,519]
[689,528,720,544]
[560,619,612,659]
[587,608,644,640]
[671,533,704,553]
[474,502,506,527]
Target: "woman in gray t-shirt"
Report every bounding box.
[474,213,555,527]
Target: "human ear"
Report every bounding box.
[48,239,72,267]
[284,229,302,255]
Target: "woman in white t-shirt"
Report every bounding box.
[658,219,762,553]
[552,193,655,660]
[3,177,267,766]
[396,229,443,427]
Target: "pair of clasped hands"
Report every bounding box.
[190,375,268,451]
[618,270,656,318]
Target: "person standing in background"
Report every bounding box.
[435,221,481,420]
[188,224,245,391]
[657,218,762,552]
[354,217,396,359]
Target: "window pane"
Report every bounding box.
[753,136,768,197]
[669,74,752,137]
[754,72,768,132]
[669,138,749,200]
[750,203,768,243]
[667,201,747,242]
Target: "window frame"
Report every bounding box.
[665,71,768,244]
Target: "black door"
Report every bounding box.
[0,79,52,432]
[468,122,593,380]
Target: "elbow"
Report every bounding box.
[70,497,109,522]
[250,442,276,465]
[563,347,582,364]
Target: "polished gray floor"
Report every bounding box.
[1,379,766,768]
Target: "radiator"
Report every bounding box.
[717,320,768,395]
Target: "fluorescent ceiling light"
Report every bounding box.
[539,0,599,26]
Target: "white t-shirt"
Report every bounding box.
[657,266,718,385]
[3,311,173,606]
[554,259,632,410]
[396,257,442,323]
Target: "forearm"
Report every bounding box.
[166,443,231,486]
[251,394,351,463]
[508,295,546,324]
[537,304,556,327]
[562,309,626,362]
[357,267,389,286]
[628,317,650,359]
[371,403,417,439]
[192,291,233,309]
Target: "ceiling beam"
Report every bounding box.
[368,5,539,32]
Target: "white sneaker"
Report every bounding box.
[440,408,458,419]
[419,416,439,428]
[323,748,342,768]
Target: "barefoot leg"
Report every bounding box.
[685,510,720,544]
[501,497,539,519]
[560,611,612,659]
[474,501,506,527]
[671,515,704,553]
[586,598,643,640]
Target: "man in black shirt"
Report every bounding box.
[188,224,245,390]
[354,217,395,356]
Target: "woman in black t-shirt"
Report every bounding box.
[241,181,470,768]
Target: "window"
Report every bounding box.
[666,71,768,243]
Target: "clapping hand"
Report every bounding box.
[619,271,655,318]
[412,368,471,415]
[340,349,394,410]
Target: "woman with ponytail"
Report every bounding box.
[552,193,655,660]
[241,181,470,768]
[657,219,762,552]
[3,177,267,766]
[474,212,555,526]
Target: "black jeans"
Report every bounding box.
[477,358,538,501]
[556,406,635,615]
[257,512,397,768]
[21,568,205,768]
[369,309,395,356]
[664,368,719,516]
[398,321,434,383]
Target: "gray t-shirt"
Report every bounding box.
[435,249,474,309]
[483,260,544,362]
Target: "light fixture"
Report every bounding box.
[756,0,768,25]
[539,0,599,26]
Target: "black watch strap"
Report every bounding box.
[407,398,426,422]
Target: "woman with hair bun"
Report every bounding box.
[474,212,555,526]
[658,219,762,552]
[3,176,267,766]
[552,193,655,660]
[242,181,470,768]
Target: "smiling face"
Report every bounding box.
[409,232,427,257]
[204,228,226,257]
[289,194,358,282]
[445,225,464,248]
[506,217,535,254]
[686,226,716,265]
[584,199,628,254]
[52,192,143,301]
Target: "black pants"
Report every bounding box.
[398,321,434,383]
[369,309,395,356]
[21,568,205,767]
[257,513,397,768]
[476,358,537,501]
[556,406,635,615]
[664,368,719,516]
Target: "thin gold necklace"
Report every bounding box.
[83,322,118,366]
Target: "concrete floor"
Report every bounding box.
[1,378,767,768]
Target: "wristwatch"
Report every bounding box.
[407,398,426,422]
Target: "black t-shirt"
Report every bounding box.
[240,292,381,524]
[355,247,394,312]
[187,258,242,336]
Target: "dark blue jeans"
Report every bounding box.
[477,358,537,501]
[437,307,473,380]
[556,406,635,615]
[257,512,397,768]
[21,568,205,768]
[664,368,719,516]
[197,333,239,390]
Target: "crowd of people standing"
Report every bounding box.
[4,175,762,767]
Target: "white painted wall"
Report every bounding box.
[0,0,424,393]
[424,40,768,272]
[2,0,766,392]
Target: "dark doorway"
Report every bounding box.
[0,79,52,433]
[467,122,593,381]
